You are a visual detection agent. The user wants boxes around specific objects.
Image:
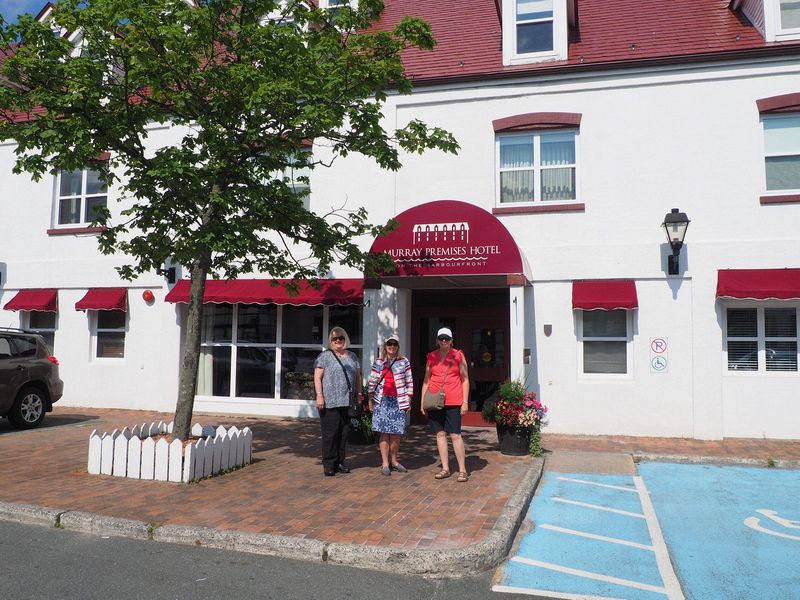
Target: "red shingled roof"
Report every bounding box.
[376,0,800,84]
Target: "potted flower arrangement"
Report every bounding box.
[482,379,547,456]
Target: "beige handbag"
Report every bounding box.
[422,353,455,411]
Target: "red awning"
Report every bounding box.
[716,268,800,300]
[572,279,638,310]
[164,279,364,306]
[75,288,128,311]
[3,289,58,312]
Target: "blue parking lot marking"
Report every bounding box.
[638,462,800,600]
[494,472,682,599]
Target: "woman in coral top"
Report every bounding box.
[420,327,470,482]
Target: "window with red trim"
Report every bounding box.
[497,129,578,205]
[763,115,800,194]
[54,168,108,227]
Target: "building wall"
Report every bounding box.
[1,56,798,438]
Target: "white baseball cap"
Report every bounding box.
[436,327,453,339]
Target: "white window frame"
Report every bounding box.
[762,114,800,195]
[24,311,57,352]
[577,309,634,379]
[197,304,363,401]
[92,310,127,360]
[502,0,568,66]
[53,167,108,228]
[724,303,799,375]
[766,0,800,41]
[495,129,579,206]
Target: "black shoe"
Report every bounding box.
[324,469,336,477]
[337,464,351,474]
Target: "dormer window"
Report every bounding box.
[780,0,800,30]
[516,0,554,54]
[502,0,568,66]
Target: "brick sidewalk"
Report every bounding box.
[0,407,530,550]
[1,407,797,553]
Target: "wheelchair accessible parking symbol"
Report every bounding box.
[650,337,669,373]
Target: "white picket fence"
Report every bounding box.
[87,421,253,483]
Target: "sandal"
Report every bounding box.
[456,471,469,483]
[434,469,451,480]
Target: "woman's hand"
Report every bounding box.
[460,402,468,415]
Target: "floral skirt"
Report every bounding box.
[371,395,407,435]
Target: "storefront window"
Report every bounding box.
[95,310,126,358]
[27,311,56,351]
[198,303,362,399]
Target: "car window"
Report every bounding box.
[10,336,38,358]
[0,336,11,359]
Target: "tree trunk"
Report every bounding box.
[172,253,211,440]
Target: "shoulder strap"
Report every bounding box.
[374,358,397,389]
[328,349,352,392]
[438,352,456,390]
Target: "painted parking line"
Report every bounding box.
[638,463,800,600]
[493,473,683,600]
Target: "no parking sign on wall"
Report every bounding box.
[650,337,669,373]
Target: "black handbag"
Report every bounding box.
[329,350,360,417]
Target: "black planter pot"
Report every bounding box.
[496,424,531,456]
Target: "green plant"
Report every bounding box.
[767,457,776,468]
[483,379,548,457]
[351,410,375,443]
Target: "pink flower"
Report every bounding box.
[524,400,534,407]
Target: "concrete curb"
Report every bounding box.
[0,457,544,578]
[633,453,800,470]
[325,457,544,577]
[58,510,152,540]
[153,525,328,562]
[0,500,64,527]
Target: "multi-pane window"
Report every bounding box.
[286,152,311,210]
[515,0,554,54]
[780,0,800,30]
[581,310,629,374]
[27,311,56,352]
[726,307,798,372]
[198,303,362,399]
[56,168,107,226]
[498,131,577,204]
[95,310,126,358]
[763,116,800,192]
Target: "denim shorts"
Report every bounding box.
[426,406,462,434]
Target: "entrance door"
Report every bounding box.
[410,289,509,425]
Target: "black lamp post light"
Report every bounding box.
[662,208,690,275]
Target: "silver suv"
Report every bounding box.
[0,329,64,429]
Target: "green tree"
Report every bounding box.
[0,0,457,440]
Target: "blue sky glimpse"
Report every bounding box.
[1,1,48,24]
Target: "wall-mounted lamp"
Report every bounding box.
[156,266,176,284]
[661,208,690,275]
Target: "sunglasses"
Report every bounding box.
[437,336,452,342]
[331,336,345,342]
[385,341,399,347]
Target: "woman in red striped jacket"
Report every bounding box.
[367,334,414,476]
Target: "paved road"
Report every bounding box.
[0,520,537,600]
[494,461,800,600]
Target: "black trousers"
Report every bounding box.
[319,406,349,472]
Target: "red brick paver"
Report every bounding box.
[0,407,529,550]
[1,408,797,552]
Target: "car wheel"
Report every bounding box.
[8,387,46,430]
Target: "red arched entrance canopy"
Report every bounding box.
[369,200,530,281]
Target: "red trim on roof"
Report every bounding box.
[75,288,128,311]
[3,289,58,312]
[572,279,638,311]
[164,279,364,306]
[757,93,800,114]
[716,269,800,300]
[493,112,582,133]
[95,152,111,161]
